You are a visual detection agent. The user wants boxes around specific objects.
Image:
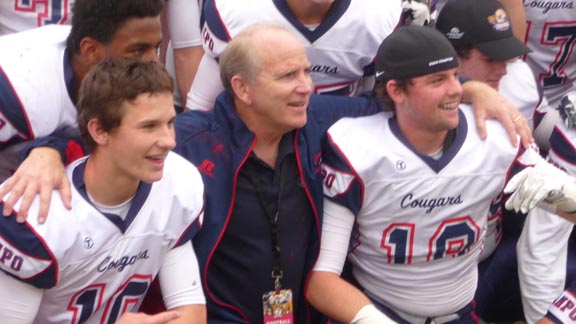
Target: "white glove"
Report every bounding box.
[504,162,576,214]
[401,0,432,26]
[350,304,397,324]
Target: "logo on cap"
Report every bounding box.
[446,27,464,40]
[487,9,510,32]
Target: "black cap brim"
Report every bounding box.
[476,36,532,61]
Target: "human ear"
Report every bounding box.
[87,118,108,146]
[231,75,252,105]
[79,37,105,64]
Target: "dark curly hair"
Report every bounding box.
[66,0,163,53]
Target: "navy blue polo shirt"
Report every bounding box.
[207,131,315,323]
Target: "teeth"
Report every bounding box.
[440,102,458,110]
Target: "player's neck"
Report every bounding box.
[397,119,449,156]
[83,155,140,206]
[286,0,334,25]
[236,102,287,167]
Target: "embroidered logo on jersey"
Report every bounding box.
[0,235,51,276]
[321,164,355,198]
[400,193,463,214]
[84,237,94,249]
[97,249,150,273]
[446,27,464,40]
[487,9,511,32]
[396,160,407,171]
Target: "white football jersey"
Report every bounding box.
[523,1,576,107]
[0,152,204,324]
[320,105,537,317]
[0,0,73,36]
[201,0,401,96]
[0,25,77,181]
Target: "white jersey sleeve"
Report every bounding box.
[499,59,546,128]
[518,207,573,324]
[159,242,205,310]
[165,0,202,49]
[547,286,576,323]
[0,271,43,323]
[186,53,223,111]
[314,199,356,274]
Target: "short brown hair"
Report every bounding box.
[77,58,173,152]
[373,78,412,112]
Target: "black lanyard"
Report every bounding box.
[245,159,287,292]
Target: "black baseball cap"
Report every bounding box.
[435,0,531,61]
[375,25,459,81]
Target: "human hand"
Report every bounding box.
[463,80,533,148]
[401,0,432,26]
[0,147,71,223]
[504,162,576,214]
[115,311,180,324]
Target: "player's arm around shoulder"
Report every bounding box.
[306,94,382,132]
[0,186,73,287]
[461,103,522,154]
[461,79,533,148]
[0,190,70,322]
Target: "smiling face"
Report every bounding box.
[100,16,162,62]
[239,29,313,136]
[396,67,463,134]
[459,48,509,89]
[102,92,176,184]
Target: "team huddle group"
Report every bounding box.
[0,0,575,323]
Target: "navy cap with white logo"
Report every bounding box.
[375,25,459,81]
[435,0,531,61]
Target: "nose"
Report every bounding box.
[448,73,463,96]
[147,50,160,63]
[158,126,176,150]
[296,71,313,94]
